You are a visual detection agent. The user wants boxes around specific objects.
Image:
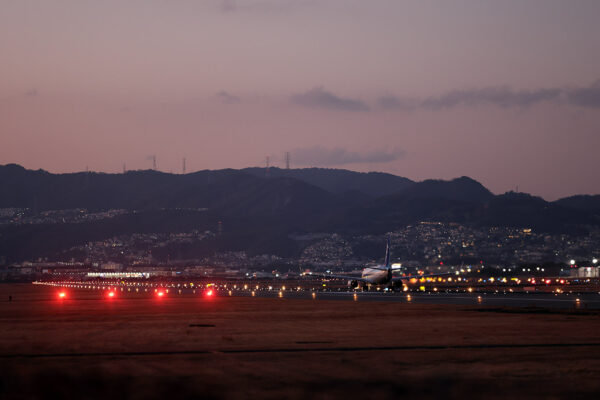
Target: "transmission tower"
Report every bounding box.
[265,156,270,177]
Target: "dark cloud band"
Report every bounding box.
[567,83,600,108]
[215,91,241,104]
[378,81,600,110]
[421,87,562,109]
[291,146,404,166]
[291,87,369,112]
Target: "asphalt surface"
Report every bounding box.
[33,281,600,309]
[224,289,600,308]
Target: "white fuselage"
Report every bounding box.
[361,267,390,285]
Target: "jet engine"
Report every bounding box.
[348,280,359,289]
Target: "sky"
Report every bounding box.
[1,0,599,200]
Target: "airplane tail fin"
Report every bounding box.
[384,235,391,270]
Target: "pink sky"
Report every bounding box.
[1,0,600,200]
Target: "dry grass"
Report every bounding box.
[1,284,600,399]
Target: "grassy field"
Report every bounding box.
[1,283,600,399]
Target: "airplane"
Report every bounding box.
[304,236,451,291]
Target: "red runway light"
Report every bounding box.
[107,291,115,298]
[206,289,213,297]
[58,291,66,299]
[157,291,165,297]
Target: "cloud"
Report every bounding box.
[421,87,562,110]
[215,91,241,104]
[291,87,369,112]
[567,82,600,108]
[378,81,600,110]
[291,146,404,166]
[377,95,417,110]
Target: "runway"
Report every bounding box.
[223,289,600,309]
[32,280,600,309]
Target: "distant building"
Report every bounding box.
[571,267,599,278]
[101,262,123,271]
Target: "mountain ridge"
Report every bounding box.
[1,163,599,233]
[1,163,599,262]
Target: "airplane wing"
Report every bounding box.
[391,272,457,283]
[303,272,373,283]
[365,266,389,271]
